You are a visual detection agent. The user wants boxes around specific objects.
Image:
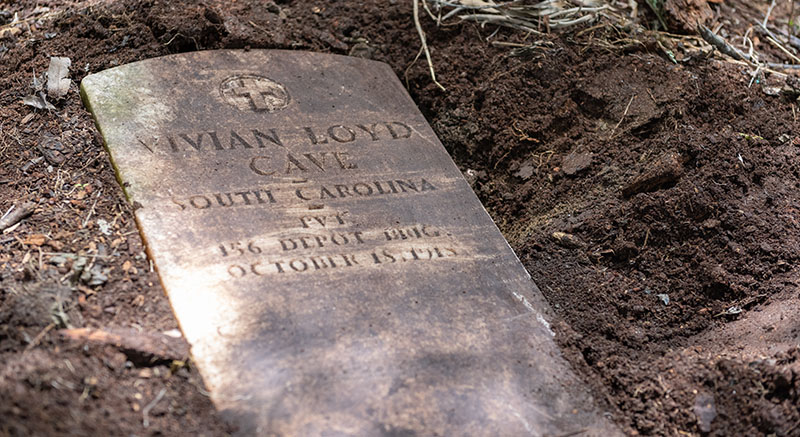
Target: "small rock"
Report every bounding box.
[622,152,683,197]
[464,168,487,187]
[657,294,670,305]
[693,392,717,432]
[514,164,535,180]
[552,232,584,249]
[37,132,66,165]
[97,219,112,236]
[724,306,742,315]
[561,152,592,176]
[86,265,108,286]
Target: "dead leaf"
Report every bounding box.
[23,234,47,246]
[46,239,64,250]
[22,93,56,110]
[0,26,21,39]
[38,132,66,165]
[46,56,71,99]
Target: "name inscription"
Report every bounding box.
[160,117,452,281]
[163,121,412,153]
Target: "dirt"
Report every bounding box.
[1,0,799,435]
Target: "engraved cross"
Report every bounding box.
[233,78,276,111]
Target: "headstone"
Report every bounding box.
[81,50,618,436]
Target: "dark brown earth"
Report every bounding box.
[1,0,799,435]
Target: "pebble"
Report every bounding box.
[693,392,717,432]
[561,152,592,176]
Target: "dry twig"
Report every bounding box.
[697,24,751,63]
[413,0,446,91]
[0,202,36,232]
[142,388,167,428]
[426,0,610,30]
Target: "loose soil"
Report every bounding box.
[1,0,799,435]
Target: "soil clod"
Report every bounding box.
[561,151,592,176]
[622,152,683,197]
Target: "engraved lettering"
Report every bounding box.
[190,195,212,209]
[340,254,358,266]
[285,153,309,173]
[171,197,187,210]
[208,131,224,150]
[304,127,328,145]
[352,183,373,196]
[249,156,276,176]
[279,232,365,251]
[303,152,328,171]
[168,136,180,152]
[332,152,357,169]
[299,213,348,229]
[180,133,205,151]
[329,234,347,246]
[371,249,396,264]
[419,179,437,191]
[295,179,435,201]
[252,128,283,148]
[235,191,254,205]
[385,122,412,139]
[253,189,276,204]
[280,239,297,251]
[251,262,269,276]
[289,259,308,272]
[395,180,418,192]
[180,188,276,210]
[327,125,356,143]
[319,186,337,199]
[230,130,254,149]
[356,123,382,141]
[373,181,391,194]
[214,193,235,207]
[228,265,247,278]
[384,226,440,241]
[334,184,351,197]
[309,256,328,270]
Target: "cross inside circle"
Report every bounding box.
[220,75,289,112]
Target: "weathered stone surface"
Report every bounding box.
[81,50,618,436]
